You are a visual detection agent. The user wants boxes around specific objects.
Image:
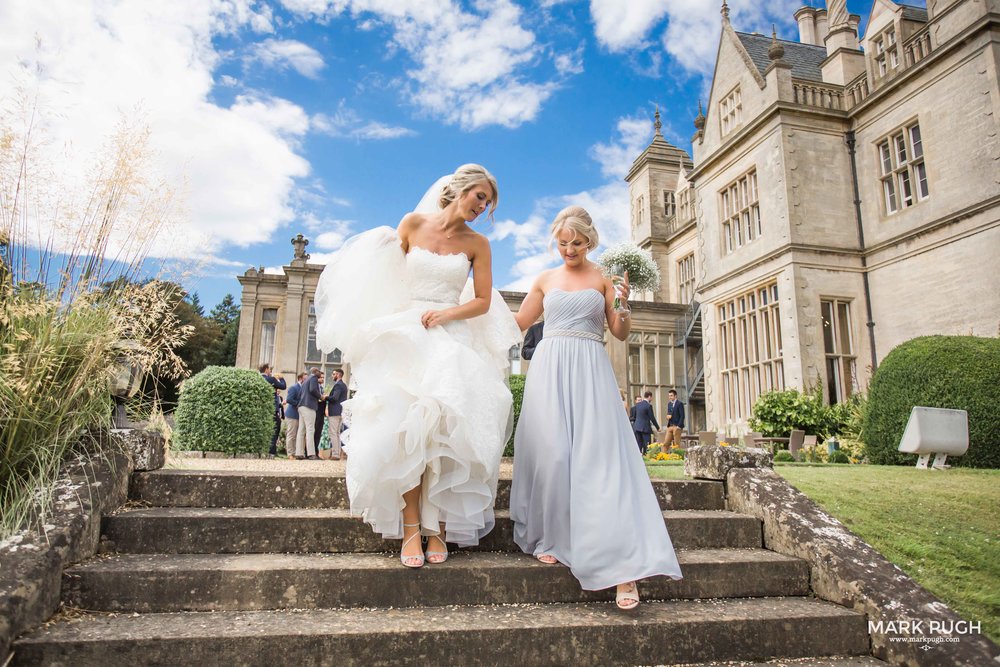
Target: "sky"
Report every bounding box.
[1,0,891,309]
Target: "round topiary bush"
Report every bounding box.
[828,449,851,464]
[863,335,1000,468]
[774,450,795,462]
[504,374,525,457]
[174,366,275,455]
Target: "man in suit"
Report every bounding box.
[632,391,660,455]
[259,363,286,457]
[282,372,305,459]
[521,321,544,360]
[628,395,641,425]
[314,370,327,455]
[662,389,686,449]
[326,369,348,460]
[296,367,323,459]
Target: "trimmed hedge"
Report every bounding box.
[174,366,275,454]
[863,336,1000,468]
[504,374,525,457]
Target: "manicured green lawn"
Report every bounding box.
[777,465,999,643]
[646,461,1000,643]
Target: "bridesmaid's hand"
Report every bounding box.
[421,309,451,329]
[617,270,631,304]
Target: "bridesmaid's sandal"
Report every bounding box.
[425,534,449,564]
[616,582,640,610]
[400,523,425,568]
[536,554,558,564]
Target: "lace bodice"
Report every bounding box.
[405,246,471,305]
[543,288,606,335]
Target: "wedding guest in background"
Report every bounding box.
[632,391,659,455]
[314,370,328,456]
[259,363,286,458]
[662,389,686,449]
[326,369,348,460]
[296,367,323,460]
[283,372,306,460]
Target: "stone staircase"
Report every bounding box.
[12,469,879,666]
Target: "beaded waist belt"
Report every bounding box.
[546,328,603,342]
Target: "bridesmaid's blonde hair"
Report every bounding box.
[550,205,599,249]
[438,164,499,222]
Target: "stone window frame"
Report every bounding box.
[821,297,858,405]
[872,26,899,77]
[627,329,680,422]
[677,253,696,305]
[717,282,784,423]
[719,86,742,136]
[877,120,928,216]
[663,190,676,219]
[305,302,343,373]
[678,186,694,224]
[258,307,279,367]
[720,168,761,255]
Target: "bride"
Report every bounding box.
[314,164,519,568]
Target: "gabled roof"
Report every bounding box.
[899,4,928,22]
[735,31,827,82]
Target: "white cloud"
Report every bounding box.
[590,0,803,77]
[589,115,652,179]
[312,102,416,140]
[281,0,569,130]
[553,45,585,76]
[0,0,310,261]
[495,116,643,290]
[248,38,326,79]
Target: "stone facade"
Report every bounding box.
[680,0,1000,430]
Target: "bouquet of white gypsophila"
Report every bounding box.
[597,243,661,311]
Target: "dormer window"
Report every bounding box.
[720,87,742,136]
[874,28,898,76]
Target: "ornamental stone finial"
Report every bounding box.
[654,105,662,135]
[693,100,706,131]
[291,233,311,261]
[768,25,785,61]
[721,0,730,23]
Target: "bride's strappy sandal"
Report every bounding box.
[425,533,449,564]
[536,554,558,564]
[400,523,425,568]
[616,581,640,610]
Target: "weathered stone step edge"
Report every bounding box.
[14,598,870,667]
[667,659,885,667]
[100,509,762,553]
[63,549,809,612]
[130,470,726,511]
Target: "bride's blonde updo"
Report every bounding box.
[550,205,599,249]
[438,164,499,222]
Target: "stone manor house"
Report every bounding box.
[236,0,1000,433]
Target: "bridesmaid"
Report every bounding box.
[509,205,682,609]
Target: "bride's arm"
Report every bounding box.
[396,212,421,253]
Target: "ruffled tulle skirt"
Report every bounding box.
[314,227,518,546]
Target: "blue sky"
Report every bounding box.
[1,0,890,309]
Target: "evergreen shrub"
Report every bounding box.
[505,374,525,457]
[174,366,274,454]
[774,450,795,462]
[863,335,1000,468]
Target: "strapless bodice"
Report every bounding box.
[405,246,470,305]
[542,289,605,337]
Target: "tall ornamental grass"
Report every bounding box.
[0,92,190,538]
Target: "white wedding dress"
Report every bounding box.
[314,227,519,546]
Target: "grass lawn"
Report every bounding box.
[777,464,999,644]
[645,461,1000,643]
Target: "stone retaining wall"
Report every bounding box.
[726,466,999,666]
[0,430,165,662]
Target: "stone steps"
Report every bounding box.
[63,548,808,612]
[14,597,870,667]
[129,470,726,511]
[100,508,762,554]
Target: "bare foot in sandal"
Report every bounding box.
[616,581,639,610]
[536,554,558,564]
